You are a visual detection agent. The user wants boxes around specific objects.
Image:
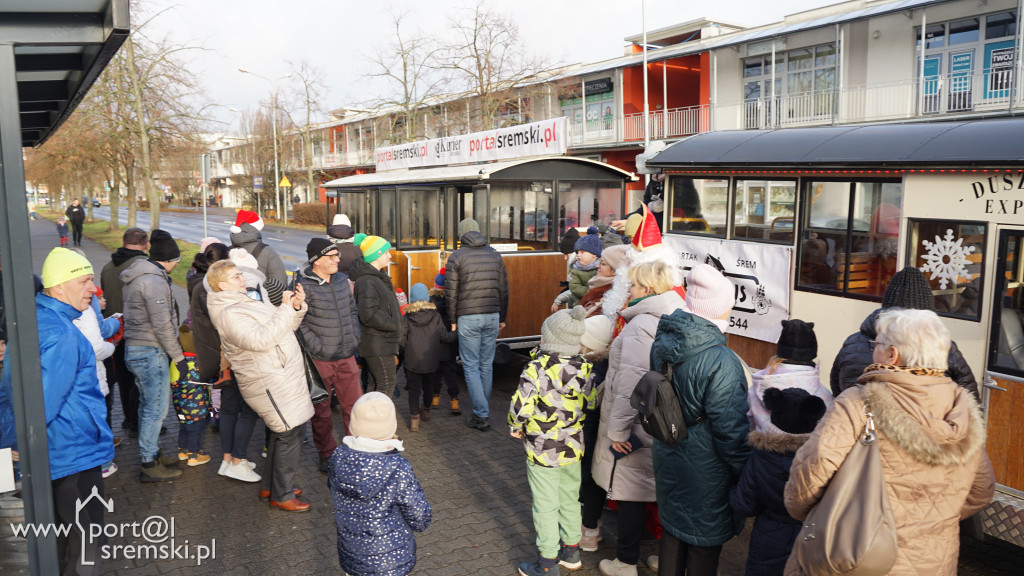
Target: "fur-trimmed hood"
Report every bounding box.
[748,429,810,454]
[859,371,985,467]
[403,300,436,315]
[582,349,609,364]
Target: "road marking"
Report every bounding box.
[267,237,284,242]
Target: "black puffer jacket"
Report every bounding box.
[349,259,404,358]
[402,301,457,374]
[830,308,979,400]
[429,288,457,361]
[188,272,221,381]
[327,225,364,275]
[445,231,508,322]
[729,430,808,576]
[296,266,360,361]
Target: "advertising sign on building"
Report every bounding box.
[661,235,792,343]
[375,117,568,171]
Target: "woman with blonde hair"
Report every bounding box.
[588,260,686,576]
[785,308,995,575]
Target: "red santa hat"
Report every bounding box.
[230,210,264,234]
[631,203,663,251]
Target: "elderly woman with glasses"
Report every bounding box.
[785,308,995,575]
[206,260,315,512]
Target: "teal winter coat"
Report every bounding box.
[650,310,751,547]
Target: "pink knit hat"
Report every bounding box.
[199,237,222,253]
[685,264,735,320]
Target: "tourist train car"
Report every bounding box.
[647,117,1024,546]
[322,119,636,344]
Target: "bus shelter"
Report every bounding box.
[323,156,636,342]
[0,2,129,573]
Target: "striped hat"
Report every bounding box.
[360,235,392,263]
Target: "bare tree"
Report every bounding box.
[280,60,331,206]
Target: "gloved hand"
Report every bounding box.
[174,359,190,382]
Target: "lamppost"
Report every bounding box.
[239,69,292,223]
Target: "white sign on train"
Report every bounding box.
[375,118,568,171]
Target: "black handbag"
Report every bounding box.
[295,332,329,404]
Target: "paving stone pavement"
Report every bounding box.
[2,216,1023,574]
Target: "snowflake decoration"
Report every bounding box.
[919,229,975,290]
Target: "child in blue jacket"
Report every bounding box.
[56,217,69,246]
[329,392,432,576]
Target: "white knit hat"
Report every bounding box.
[349,392,397,441]
[332,213,351,227]
[685,264,735,320]
[581,315,613,353]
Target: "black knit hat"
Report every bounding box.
[882,266,934,310]
[763,387,827,435]
[148,229,180,262]
[559,228,581,255]
[306,237,338,263]
[777,319,817,362]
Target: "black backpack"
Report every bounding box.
[630,363,687,445]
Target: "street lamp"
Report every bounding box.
[238,68,292,224]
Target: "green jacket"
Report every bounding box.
[568,267,598,305]
[508,352,596,467]
[650,310,751,547]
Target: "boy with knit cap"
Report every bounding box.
[428,268,462,414]
[510,306,598,576]
[402,283,457,431]
[349,235,404,399]
[568,227,602,307]
[0,248,115,572]
[328,392,432,576]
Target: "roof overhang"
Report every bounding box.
[5,0,130,147]
[648,118,1024,170]
[323,156,637,189]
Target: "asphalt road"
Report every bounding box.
[89,206,319,272]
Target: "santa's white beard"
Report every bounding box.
[601,243,686,318]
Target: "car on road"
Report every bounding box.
[92,198,101,207]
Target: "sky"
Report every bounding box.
[142,0,838,132]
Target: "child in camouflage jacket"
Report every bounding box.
[508,306,596,576]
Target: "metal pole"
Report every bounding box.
[642,0,649,149]
[0,42,60,576]
[273,90,281,224]
[200,153,209,237]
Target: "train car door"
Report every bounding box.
[981,227,1024,545]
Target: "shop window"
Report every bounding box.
[731,179,796,243]
[798,180,903,298]
[987,12,1016,40]
[667,177,728,236]
[907,220,985,319]
[487,181,553,250]
[949,18,980,45]
[916,24,946,49]
[558,180,621,233]
[398,188,439,249]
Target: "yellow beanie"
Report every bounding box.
[42,247,94,288]
[625,213,644,239]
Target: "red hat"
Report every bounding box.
[230,210,264,234]
[631,203,663,251]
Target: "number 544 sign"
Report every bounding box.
[662,236,793,343]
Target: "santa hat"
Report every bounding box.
[230,210,264,234]
[631,203,663,251]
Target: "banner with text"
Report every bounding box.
[375,117,568,171]
[662,235,792,343]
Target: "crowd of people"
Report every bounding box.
[0,202,998,576]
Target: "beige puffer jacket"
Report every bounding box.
[592,289,686,502]
[784,369,995,575]
[207,289,314,433]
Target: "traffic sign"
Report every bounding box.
[279,175,291,187]
[254,176,263,189]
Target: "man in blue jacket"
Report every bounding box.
[0,247,115,574]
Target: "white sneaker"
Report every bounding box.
[101,462,118,478]
[224,460,261,483]
[218,460,229,476]
[241,459,257,470]
[646,555,659,573]
[598,558,638,576]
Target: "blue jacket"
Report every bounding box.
[328,443,432,576]
[650,310,751,546]
[729,430,808,576]
[0,294,114,480]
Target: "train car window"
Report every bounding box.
[731,179,796,243]
[398,188,439,249]
[667,177,728,236]
[557,180,621,233]
[379,188,397,244]
[334,190,370,235]
[798,180,903,299]
[989,232,1024,377]
[906,219,986,321]
[487,181,553,250]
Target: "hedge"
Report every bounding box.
[292,202,330,226]
[137,201,170,210]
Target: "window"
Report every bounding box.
[990,231,1024,376]
[949,18,980,45]
[741,44,836,127]
[378,188,396,243]
[487,181,554,250]
[731,179,796,243]
[397,188,439,248]
[987,12,1016,40]
[798,180,903,298]
[557,180,621,233]
[907,220,985,319]
[334,130,346,154]
[335,191,371,236]
[667,177,728,236]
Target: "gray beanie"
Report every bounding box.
[540,306,588,357]
[458,218,481,236]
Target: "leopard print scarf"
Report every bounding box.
[864,363,945,377]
